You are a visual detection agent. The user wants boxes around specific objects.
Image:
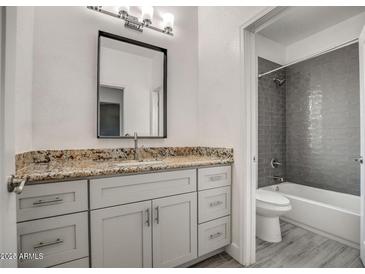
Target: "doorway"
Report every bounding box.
[242,6,365,266]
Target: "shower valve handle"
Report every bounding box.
[271,158,282,169]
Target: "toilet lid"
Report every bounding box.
[256,189,290,206]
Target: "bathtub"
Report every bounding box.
[261,182,360,249]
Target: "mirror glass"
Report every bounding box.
[98,33,166,138]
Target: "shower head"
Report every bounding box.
[273,77,286,87]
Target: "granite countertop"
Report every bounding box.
[15,147,233,184]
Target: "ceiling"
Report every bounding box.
[258,6,365,45]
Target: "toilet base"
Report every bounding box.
[256,215,282,243]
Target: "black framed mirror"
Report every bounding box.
[97,31,167,138]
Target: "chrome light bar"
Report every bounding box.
[87,6,174,36]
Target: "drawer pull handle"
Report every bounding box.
[209,175,224,182]
[209,201,223,207]
[33,197,63,206]
[33,238,64,249]
[146,208,151,227]
[209,232,222,240]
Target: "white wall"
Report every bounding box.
[256,34,285,65]
[197,6,268,263]
[24,6,198,152]
[14,7,34,153]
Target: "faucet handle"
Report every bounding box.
[271,158,282,168]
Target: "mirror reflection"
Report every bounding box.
[98,33,166,138]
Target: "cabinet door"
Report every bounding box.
[152,192,197,267]
[91,201,152,267]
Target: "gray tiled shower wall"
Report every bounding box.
[258,57,286,188]
[258,43,360,195]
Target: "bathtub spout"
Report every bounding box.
[268,176,284,183]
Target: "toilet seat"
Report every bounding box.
[256,189,290,207]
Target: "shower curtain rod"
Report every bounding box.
[258,38,359,78]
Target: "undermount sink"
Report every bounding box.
[114,160,164,167]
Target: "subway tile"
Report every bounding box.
[258,43,360,195]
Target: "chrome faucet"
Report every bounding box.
[268,176,284,183]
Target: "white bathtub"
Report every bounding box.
[261,182,360,249]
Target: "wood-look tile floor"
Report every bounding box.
[192,221,363,268]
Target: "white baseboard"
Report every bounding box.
[281,217,360,249]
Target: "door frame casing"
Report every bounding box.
[238,6,283,265]
[359,26,365,263]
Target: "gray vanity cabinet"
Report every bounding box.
[16,165,231,268]
[90,201,153,268]
[152,192,197,267]
[16,181,89,268]
[16,180,88,222]
[197,166,232,256]
[17,212,89,268]
[91,192,197,268]
[90,171,198,268]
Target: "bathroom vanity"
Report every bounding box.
[11,31,234,268]
[14,147,233,268]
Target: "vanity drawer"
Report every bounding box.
[198,216,231,257]
[50,257,89,268]
[198,186,231,223]
[198,166,231,190]
[17,181,88,222]
[17,212,89,268]
[90,169,196,209]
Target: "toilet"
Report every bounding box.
[256,188,292,243]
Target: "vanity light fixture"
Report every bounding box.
[87,6,174,36]
[141,6,153,26]
[118,6,130,19]
[162,13,174,35]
